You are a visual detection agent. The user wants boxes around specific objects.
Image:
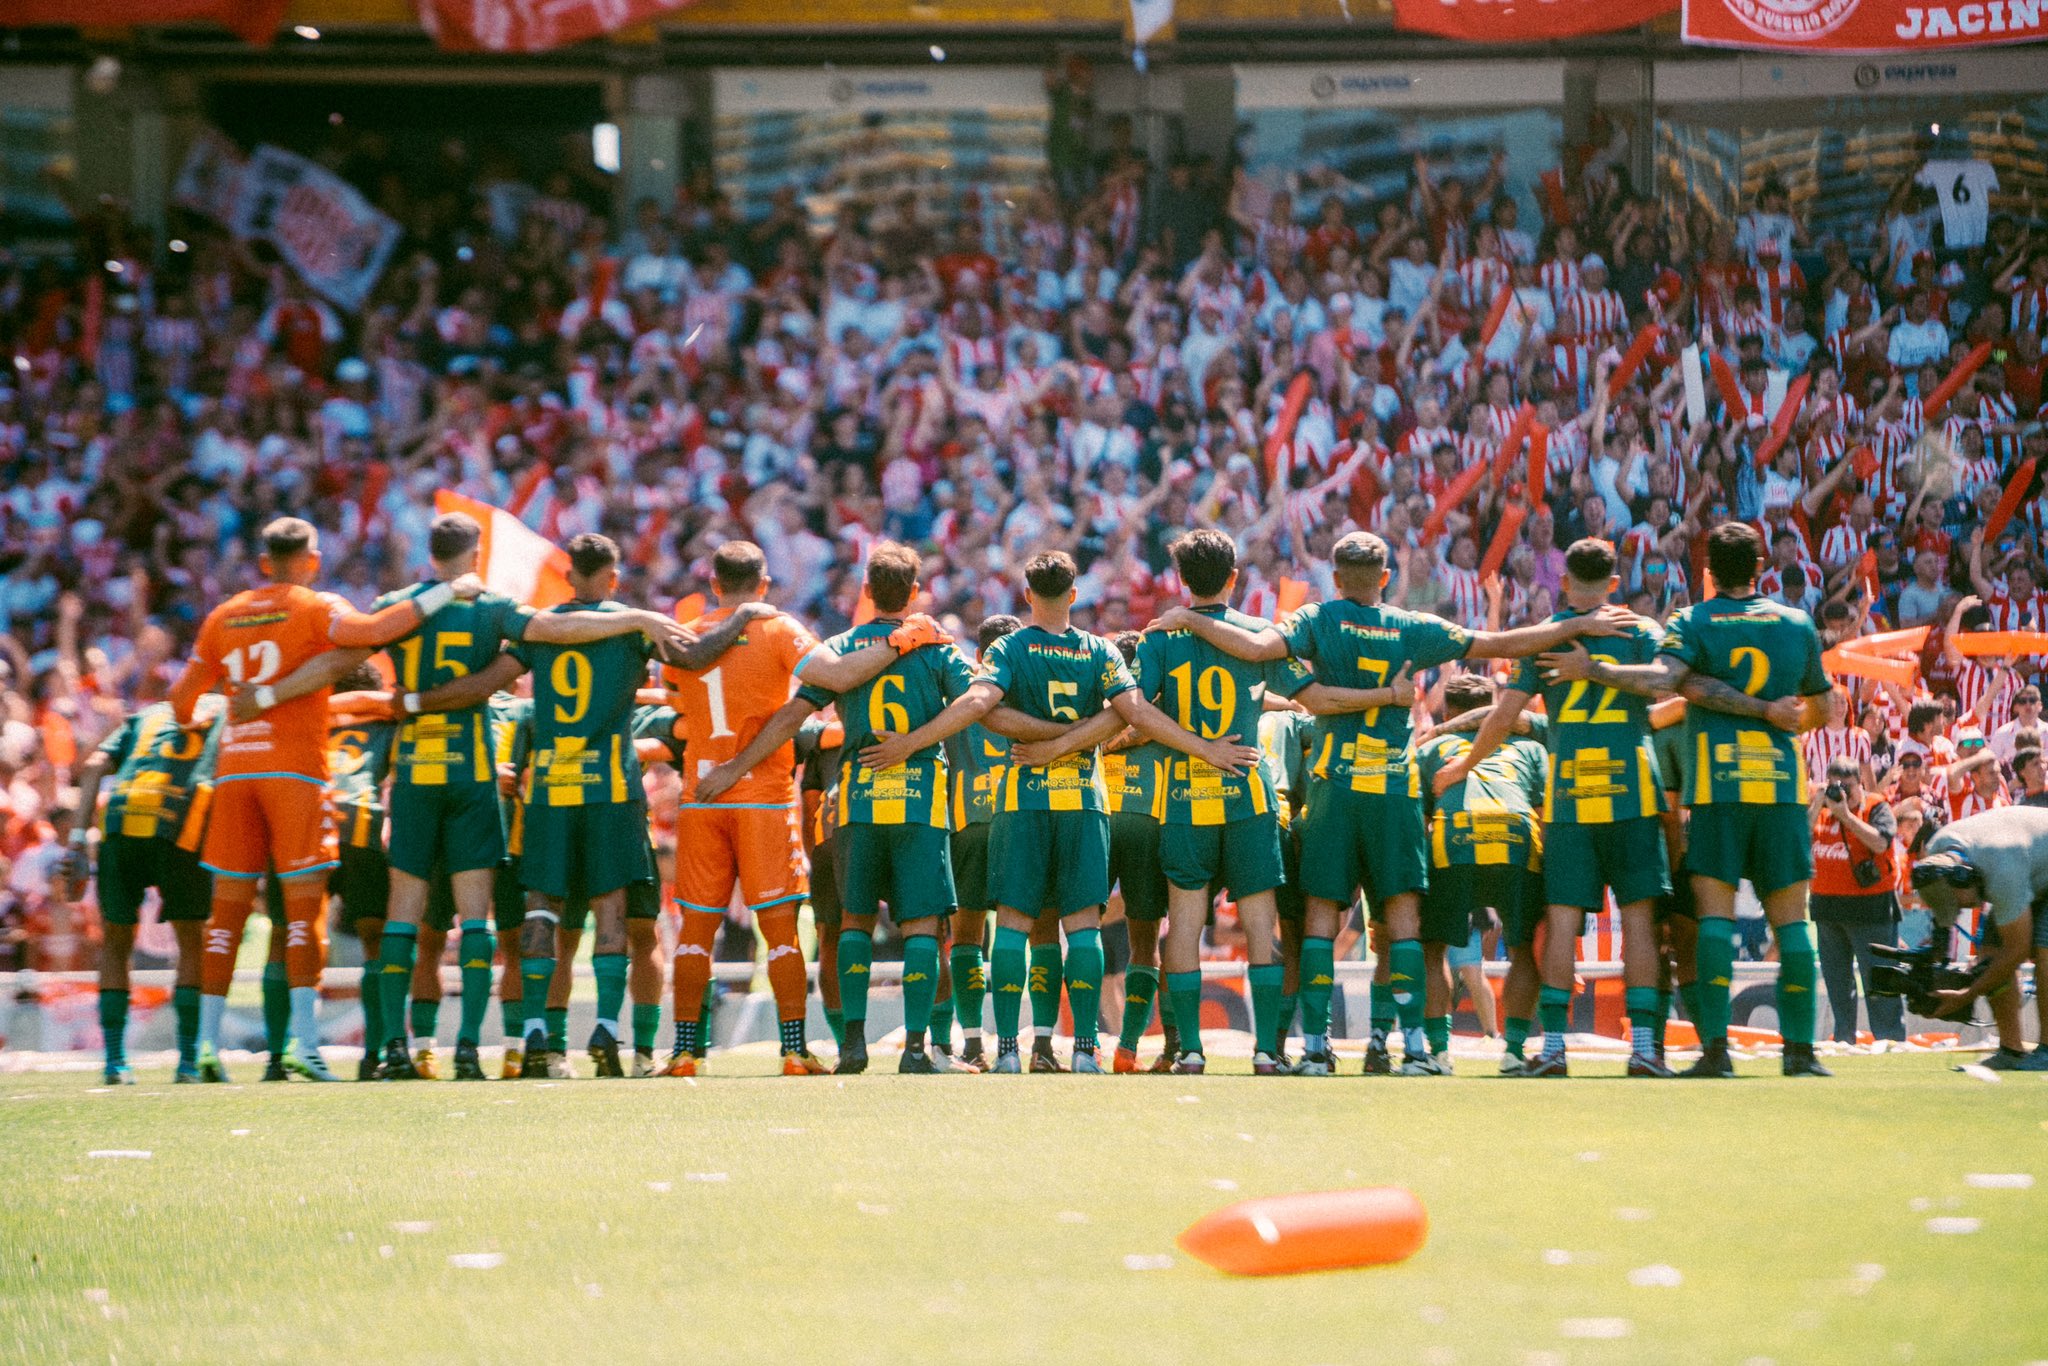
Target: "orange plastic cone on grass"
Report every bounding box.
[1178,1187,1428,1276]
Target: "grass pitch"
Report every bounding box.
[3,1051,2043,1365]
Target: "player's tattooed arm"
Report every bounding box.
[1108,690,1262,775]
[1467,604,1632,660]
[981,706,1069,742]
[228,647,375,723]
[1429,686,1534,796]
[1678,673,1811,732]
[1294,663,1415,718]
[412,651,526,715]
[651,601,778,672]
[1007,706,1125,769]
[858,679,1003,772]
[1144,605,1289,662]
[695,697,821,801]
[795,639,903,693]
[525,606,686,649]
[328,574,485,648]
[1538,643,1687,698]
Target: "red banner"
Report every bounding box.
[3,0,285,43]
[1681,0,2046,51]
[418,0,699,52]
[1396,0,1677,40]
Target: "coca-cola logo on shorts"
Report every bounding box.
[1721,0,1862,40]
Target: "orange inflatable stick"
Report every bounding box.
[1751,372,1810,469]
[1420,460,1490,544]
[1178,1187,1429,1277]
[1980,457,2038,550]
[1606,323,1662,399]
[1479,503,1527,582]
[1526,423,1549,502]
[1490,402,1536,483]
[1918,340,1992,423]
[1952,631,2048,657]
[1261,371,1315,483]
[1477,285,1515,349]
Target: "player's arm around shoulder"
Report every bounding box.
[859,677,1004,773]
[411,650,526,716]
[1145,602,1290,661]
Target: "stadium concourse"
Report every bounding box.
[4,53,2048,1092]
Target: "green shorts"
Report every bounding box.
[558,867,661,932]
[836,822,955,927]
[947,825,988,914]
[810,835,844,927]
[1108,812,1168,922]
[1426,863,1541,948]
[1297,786,1428,909]
[1160,814,1283,901]
[425,866,457,932]
[518,800,653,902]
[1656,861,1697,925]
[1274,822,1305,924]
[388,782,506,880]
[1543,817,1672,911]
[1683,803,1813,897]
[96,835,211,926]
[988,807,1110,918]
[493,861,525,935]
[333,844,390,924]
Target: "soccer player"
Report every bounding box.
[795,709,847,1048]
[1260,700,1320,1072]
[1538,522,1832,1077]
[1650,698,1699,1063]
[663,540,932,1076]
[322,669,398,1079]
[487,690,535,1077]
[401,534,759,1078]
[1415,673,1548,1076]
[860,550,1260,1074]
[1435,539,1675,1077]
[169,517,488,1083]
[942,615,1021,1071]
[1102,630,1173,1074]
[60,698,225,1083]
[1155,530,1628,1075]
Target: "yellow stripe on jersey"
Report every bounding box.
[952,773,966,831]
[1694,730,1712,807]
[1637,746,1658,819]
[1430,814,1449,868]
[474,715,491,784]
[176,783,212,853]
[930,766,948,830]
[838,780,851,829]
[1003,765,1020,812]
[610,734,627,803]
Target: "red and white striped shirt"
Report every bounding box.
[1947,781,2008,823]
[1804,724,1874,788]
[1565,288,1628,342]
[942,333,1001,383]
[1456,257,1511,313]
[1748,259,1807,326]
[1818,521,1872,572]
[2009,283,2048,335]
[1441,562,1489,629]
[1397,423,1456,461]
[1955,662,2020,731]
[1539,258,1580,310]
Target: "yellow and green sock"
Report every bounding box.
[1249,963,1284,1057]
[379,923,419,1051]
[901,934,939,1045]
[837,928,874,1025]
[173,984,200,1070]
[1166,971,1203,1056]
[457,921,493,1046]
[1695,919,1737,1045]
[1118,965,1159,1052]
[99,988,128,1068]
[1773,921,1818,1046]
[1028,941,1063,1038]
[592,952,628,1043]
[1625,986,1661,1056]
[950,943,985,1042]
[990,926,1029,1048]
[1539,984,1572,1057]
[261,961,290,1057]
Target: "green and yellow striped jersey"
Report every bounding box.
[511,602,653,809]
[945,722,1010,830]
[376,583,533,789]
[799,620,978,829]
[980,625,1136,813]
[1510,610,1665,825]
[1102,739,1169,820]
[1658,595,1828,807]
[94,703,221,850]
[1258,709,1316,825]
[1416,732,1548,870]
[1281,599,1470,797]
[328,718,397,851]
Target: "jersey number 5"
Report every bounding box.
[1048,680,1080,721]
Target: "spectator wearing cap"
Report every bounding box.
[1809,755,1904,1044]
[1944,726,2010,821]
[1565,253,1626,343]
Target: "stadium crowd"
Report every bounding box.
[4,77,2048,1019]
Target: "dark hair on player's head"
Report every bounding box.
[566,533,620,579]
[978,614,1022,653]
[711,540,766,593]
[1169,529,1237,599]
[864,541,921,615]
[1113,630,1143,664]
[1442,673,1497,718]
[337,662,385,694]
[1906,701,1944,736]
[1960,603,1993,633]
[1705,522,1762,589]
[1024,550,1077,600]
[1331,531,1388,579]
[1563,538,1616,586]
[262,517,316,563]
[428,512,483,565]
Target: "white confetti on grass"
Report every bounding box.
[685,1172,728,1183]
[857,1202,891,1216]
[1209,1179,1239,1191]
[768,1127,805,1135]
[229,1129,250,1137]
[1925,1217,1981,1234]
[1057,1211,1089,1224]
[1853,1263,1885,1282]
[1542,1249,1574,1266]
[1957,1064,2002,1084]
[378,1245,394,1259]
[82,1289,109,1304]
[1614,1207,1653,1222]
[1123,1254,1173,1271]
[391,1221,434,1235]
[86,1150,152,1160]
[647,1182,672,1194]
[1559,1318,1633,1340]
[449,1253,505,1269]
[1964,1173,2034,1189]
[1577,1151,1603,1163]
[1628,1264,1684,1287]
[1177,1095,1200,1104]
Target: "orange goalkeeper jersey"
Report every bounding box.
[663,607,816,806]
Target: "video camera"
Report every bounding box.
[1868,943,1984,1020]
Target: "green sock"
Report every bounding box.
[1503,1015,1531,1058]
[990,927,1029,1040]
[1695,919,1737,1045]
[632,1003,660,1052]
[1064,929,1103,1049]
[592,952,628,1041]
[1299,936,1336,1039]
[1652,989,1672,1051]
[1156,972,1177,1041]
[1248,963,1284,1057]
[901,934,939,1041]
[457,922,493,1046]
[410,997,439,1043]
[500,996,522,1042]
[379,924,419,1052]
[1278,993,1299,1046]
[261,962,290,1056]
[1539,984,1572,1053]
[1369,977,1396,1044]
[950,943,985,1037]
[1625,986,1661,1055]
[1424,1014,1450,1055]
[824,1007,845,1047]
[1773,921,1818,1046]
[519,956,553,1036]
[99,988,129,1067]
[173,984,200,1070]
[545,1007,568,1053]
[1678,979,1702,1025]
[930,992,956,1051]
[1028,941,1063,1035]
[1388,939,1425,1031]
[1166,971,1203,1055]
[360,962,383,1055]
[837,929,874,1025]
[1118,965,1159,1052]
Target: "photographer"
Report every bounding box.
[1809,758,1905,1045]
[1912,805,2048,1070]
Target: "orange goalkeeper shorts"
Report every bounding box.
[201,776,337,881]
[673,803,807,914]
